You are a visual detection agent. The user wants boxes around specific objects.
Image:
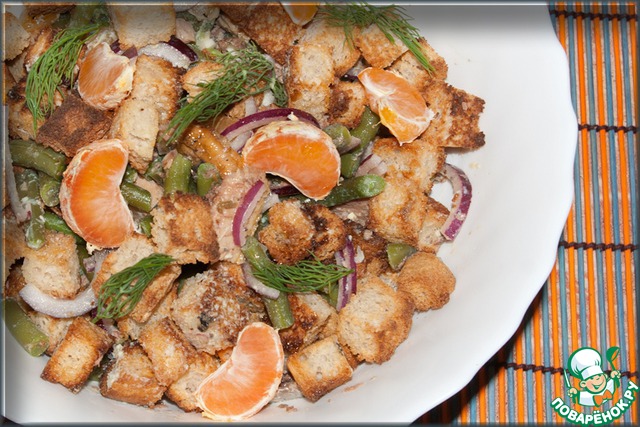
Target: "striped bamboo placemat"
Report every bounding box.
[417,2,638,424]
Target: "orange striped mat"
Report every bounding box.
[417,2,638,424]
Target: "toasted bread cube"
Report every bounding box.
[24,26,54,71]
[182,61,224,100]
[28,311,74,355]
[25,3,74,18]
[337,275,413,364]
[108,5,175,50]
[329,79,367,129]
[138,317,197,386]
[100,342,166,407]
[397,251,455,311]
[166,351,221,412]
[151,193,219,265]
[2,210,27,284]
[280,293,337,354]
[7,78,42,140]
[41,317,113,392]
[354,24,408,69]
[300,19,360,77]
[343,220,391,278]
[422,80,485,149]
[21,231,83,299]
[117,283,178,341]
[36,93,113,157]
[3,13,30,61]
[287,335,353,402]
[389,38,448,92]
[171,262,267,354]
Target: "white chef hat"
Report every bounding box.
[568,347,604,380]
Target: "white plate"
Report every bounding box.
[2,3,577,423]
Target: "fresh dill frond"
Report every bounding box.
[251,258,354,294]
[25,22,104,133]
[320,2,434,73]
[164,43,288,145]
[92,253,174,322]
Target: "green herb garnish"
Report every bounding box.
[93,253,174,322]
[25,22,104,133]
[320,2,434,73]
[164,43,288,145]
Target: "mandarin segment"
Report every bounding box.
[59,139,135,248]
[195,322,284,421]
[280,2,318,26]
[242,120,340,200]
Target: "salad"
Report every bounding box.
[3,1,484,421]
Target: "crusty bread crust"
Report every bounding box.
[397,251,455,311]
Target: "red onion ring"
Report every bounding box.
[19,284,97,318]
[356,153,388,177]
[242,263,280,300]
[440,163,472,241]
[166,35,198,62]
[232,180,268,247]
[335,236,357,311]
[221,108,320,141]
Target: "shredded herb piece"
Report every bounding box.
[25,22,104,133]
[251,258,354,293]
[320,2,434,73]
[92,253,174,322]
[164,43,288,145]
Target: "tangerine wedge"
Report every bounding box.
[358,67,434,145]
[280,2,318,26]
[77,42,134,110]
[59,139,135,248]
[242,120,340,200]
[195,322,284,421]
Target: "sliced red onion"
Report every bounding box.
[270,182,300,197]
[356,153,388,177]
[138,43,191,69]
[121,46,138,59]
[229,130,253,153]
[232,180,267,247]
[166,35,199,62]
[335,236,357,311]
[221,108,320,141]
[19,284,97,318]
[242,263,280,299]
[439,163,472,241]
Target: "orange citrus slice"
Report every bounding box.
[358,67,434,145]
[242,120,340,200]
[59,139,135,248]
[195,322,284,421]
[280,2,318,26]
[77,42,134,110]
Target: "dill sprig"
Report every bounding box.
[320,2,434,73]
[252,258,353,293]
[25,22,103,133]
[92,253,174,322]
[164,43,288,145]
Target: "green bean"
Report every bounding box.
[164,153,192,195]
[15,170,45,249]
[196,162,220,196]
[325,282,339,308]
[386,243,417,271]
[76,242,93,281]
[144,156,165,185]
[43,211,83,243]
[340,107,380,178]
[3,298,49,357]
[323,123,353,153]
[242,236,273,272]
[38,172,61,207]
[123,164,138,184]
[138,214,153,237]
[318,174,386,207]
[262,293,294,330]
[9,139,67,178]
[69,3,99,28]
[120,182,152,212]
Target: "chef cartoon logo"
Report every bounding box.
[551,346,638,425]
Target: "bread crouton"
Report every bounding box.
[182,60,224,100]
[368,174,448,252]
[100,342,166,407]
[422,80,485,149]
[287,335,353,402]
[302,203,348,261]
[3,65,17,106]
[343,220,391,278]
[328,79,367,129]
[389,38,448,92]
[151,193,218,265]
[25,3,74,18]
[373,137,445,193]
[219,4,301,65]
[166,351,221,412]
[286,43,334,126]
[279,292,337,354]
[171,262,267,354]
[108,5,176,50]
[27,311,74,355]
[300,18,360,77]
[2,209,27,284]
[3,13,30,61]
[7,78,43,140]
[397,251,455,311]
[41,317,113,392]
[36,93,113,157]
[138,317,197,386]
[354,24,408,69]
[21,230,83,299]
[117,283,177,341]
[337,275,413,364]
[4,263,26,299]
[24,26,54,71]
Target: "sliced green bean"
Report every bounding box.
[76,241,93,281]
[15,170,45,249]
[123,164,138,184]
[324,123,354,153]
[262,293,294,330]
[138,214,153,237]
[340,107,380,178]
[120,182,152,212]
[319,174,386,207]
[3,299,49,357]
[9,139,67,178]
[43,211,83,243]
[387,243,417,271]
[38,172,61,207]
[144,156,165,185]
[196,162,221,196]
[164,153,192,195]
